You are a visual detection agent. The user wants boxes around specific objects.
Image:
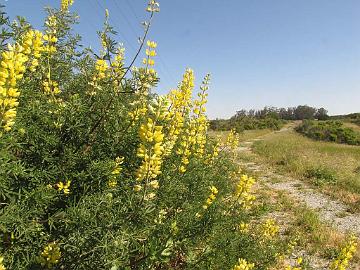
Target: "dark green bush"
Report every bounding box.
[305,167,337,186]
[296,120,360,146]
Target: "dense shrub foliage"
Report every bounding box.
[210,109,285,132]
[0,1,297,269]
[296,120,360,145]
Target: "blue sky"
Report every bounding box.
[3,0,360,118]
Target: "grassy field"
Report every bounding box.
[252,129,360,211]
[209,129,274,143]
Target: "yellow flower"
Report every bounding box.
[135,97,168,183]
[56,180,71,195]
[210,185,218,194]
[201,186,218,210]
[108,179,117,188]
[43,79,60,95]
[0,255,5,270]
[232,258,255,270]
[234,174,256,209]
[238,222,249,233]
[146,0,160,12]
[261,218,279,240]
[39,242,61,269]
[0,43,29,131]
[61,0,74,11]
[149,180,159,189]
[330,235,358,270]
[147,40,157,48]
[133,185,142,192]
[145,192,156,200]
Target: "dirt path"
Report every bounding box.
[237,127,360,237]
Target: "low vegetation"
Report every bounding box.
[296,120,360,146]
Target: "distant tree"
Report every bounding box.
[315,108,329,120]
[294,105,317,120]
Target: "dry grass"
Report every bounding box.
[252,129,360,211]
[208,129,273,143]
[344,122,360,133]
[256,185,360,268]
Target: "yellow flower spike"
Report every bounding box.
[234,173,256,209]
[61,0,74,11]
[135,96,167,185]
[146,0,160,12]
[226,129,240,151]
[0,42,32,131]
[201,186,218,211]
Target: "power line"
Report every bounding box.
[125,0,141,22]
[93,0,137,54]
[94,0,178,90]
[111,0,140,39]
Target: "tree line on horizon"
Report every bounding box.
[210,105,329,131]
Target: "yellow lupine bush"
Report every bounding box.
[1,1,358,269]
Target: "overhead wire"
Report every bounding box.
[93,0,137,55]
[111,0,140,39]
[121,0,179,90]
